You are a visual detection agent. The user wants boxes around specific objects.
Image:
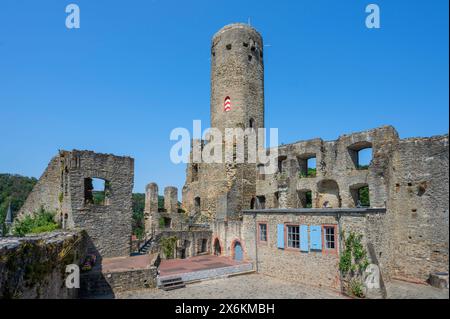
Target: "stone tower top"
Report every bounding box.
[210,23,265,133]
[212,23,262,41]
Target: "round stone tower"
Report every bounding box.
[210,23,264,132]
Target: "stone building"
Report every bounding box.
[17,150,134,258]
[181,23,449,288]
[182,23,265,221]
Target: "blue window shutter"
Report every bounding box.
[300,225,309,252]
[310,225,322,250]
[277,224,284,249]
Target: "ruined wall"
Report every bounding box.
[157,230,212,259]
[388,135,449,282]
[255,126,398,211]
[17,150,135,259]
[145,183,189,234]
[66,151,134,258]
[182,23,264,221]
[0,230,87,299]
[18,156,62,218]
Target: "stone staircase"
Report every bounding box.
[159,277,186,291]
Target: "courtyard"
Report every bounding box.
[116,274,449,299]
[117,274,346,299]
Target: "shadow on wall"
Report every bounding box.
[79,235,114,299]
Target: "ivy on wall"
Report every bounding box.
[339,231,370,298]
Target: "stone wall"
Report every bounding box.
[17,150,135,259]
[182,23,264,221]
[157,230,212,259]
[241,210,384,290]
[212,219,244,257]
[80,253,159,297]
[388,135,449,281]
[0,230,87,299]
[145,183,189,235]
[18,156,62,218]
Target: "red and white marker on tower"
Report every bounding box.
[224,96,232,112]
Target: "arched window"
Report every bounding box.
[249,118,255,130]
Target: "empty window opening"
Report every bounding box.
[192,164,199,182]
[250,198,256,209]
[323,226,336,250]
[226,44,232,50]
[259,223,268,242]
[248,55,252,62]
[199,238,208,254]
[194,197,201,214]
[350,184,370,207]
[251,45,256,52]
[214,238,221,256]
[287,225,300,249]
[348,142,373,169]
[298,155,317,178]
[298,190,313,208]
[256,196,266,209]
[84,178,109,205]
[243,42,249,47]
[249,118,255,130]
[163,217,172,229]
[278,156,287,174]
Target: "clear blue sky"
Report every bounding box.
[0,0,448,195]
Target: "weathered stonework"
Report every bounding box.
[181,23,449,289]
[0,230,87,299]
[18,150,135,258]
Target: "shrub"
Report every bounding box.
[12,207,59,236]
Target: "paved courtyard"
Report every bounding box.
[116,273,345,299]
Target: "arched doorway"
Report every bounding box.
[233,241,243,261]
[213,238,221,256]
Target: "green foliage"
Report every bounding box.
[160,236,178,259]
[158,196,164,210]
[339,231,370,298]
[349,278,365,298]
[132,193,145,239]
[92,191,105,205]
[0,174,37,230]
[159,217,166,228]
[12,207,59,237]
[299,168,316,178]
[358,186,370,207]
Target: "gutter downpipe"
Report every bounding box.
[337,212,344,295]
[254,212,259,272]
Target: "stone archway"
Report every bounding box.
[231,239,244,261]
[213,238,222,256]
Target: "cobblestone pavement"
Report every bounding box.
[116,274,345,299]
[386,280,449,299]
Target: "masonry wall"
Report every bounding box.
[158,230,212,259]
[18,156,62,218]
[388,135,449,282]
[17,150,135,259]
[0,230,87,299]
[212,219,244,257]
[241,211,389,290]
[66,151,134,258]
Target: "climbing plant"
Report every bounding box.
[339,231,370,298]
[160,236,178,259]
